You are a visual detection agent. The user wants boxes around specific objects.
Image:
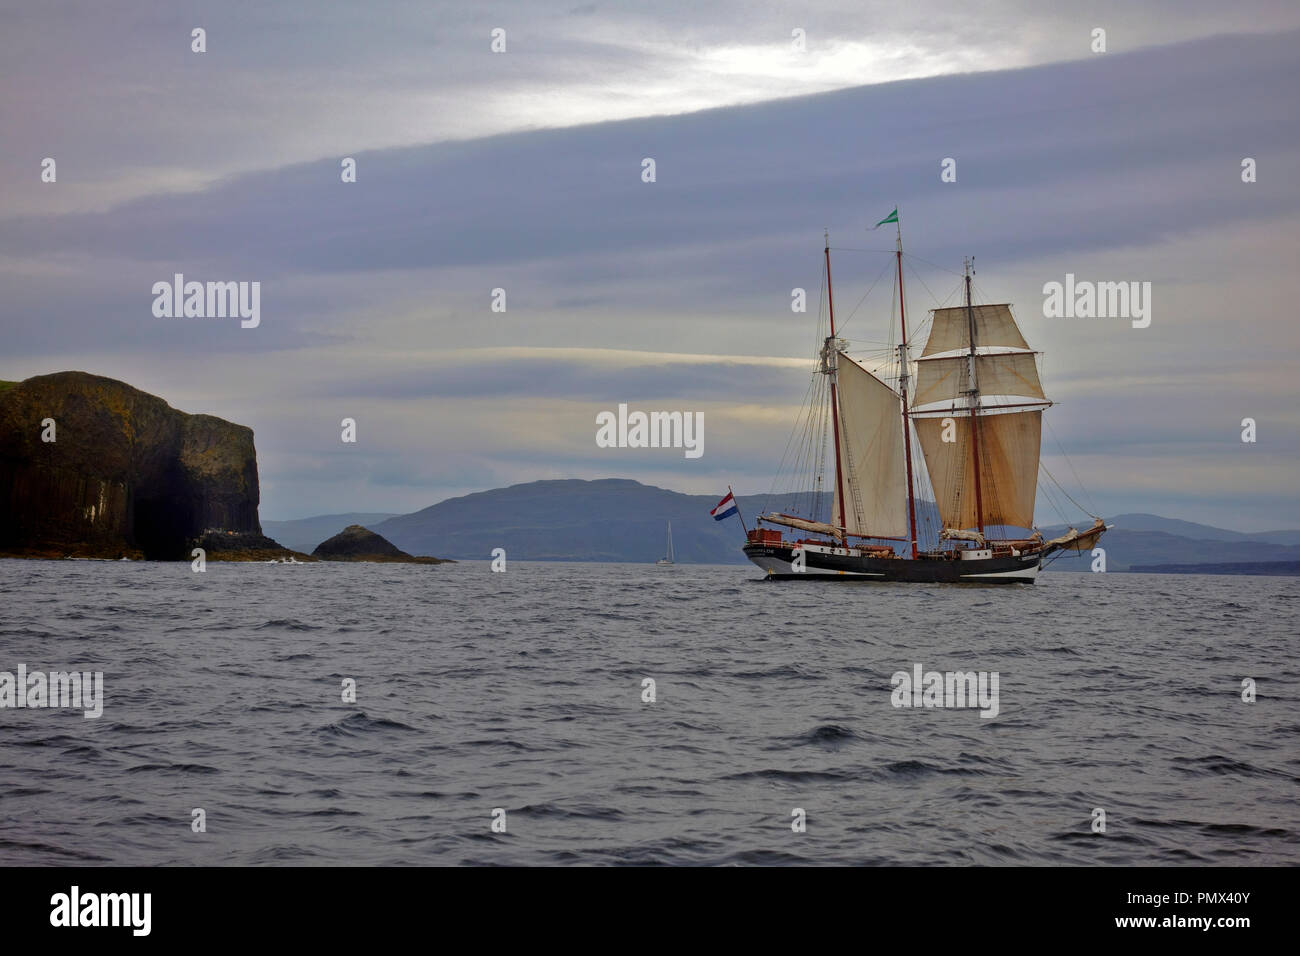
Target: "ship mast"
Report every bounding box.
[963,258,986,536]
[825,231,847,537]
[895,221,919,558]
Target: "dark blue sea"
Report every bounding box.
[1,560,1296,865]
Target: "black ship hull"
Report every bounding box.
[743,540,1043,583]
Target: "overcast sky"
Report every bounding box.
[2,1,1298,530]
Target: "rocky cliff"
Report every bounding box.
[0,371,266,559]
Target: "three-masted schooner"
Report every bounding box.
[744,217,1106,582]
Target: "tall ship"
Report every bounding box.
[744,215,1107,582]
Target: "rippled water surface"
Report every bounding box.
[0,559,1296,865]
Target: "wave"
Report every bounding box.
[253,618,322,631]
[315,712,419,737]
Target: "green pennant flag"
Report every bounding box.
[872,208,899,230]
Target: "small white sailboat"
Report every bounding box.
[656,521,675,565]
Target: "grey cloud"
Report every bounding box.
[2,14,1297,530]
[6,32,1297,278]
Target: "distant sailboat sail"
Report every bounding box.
[656,521,674,565]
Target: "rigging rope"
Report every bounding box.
[1039,461,1097,518]
[1044,415,1100,517]
[837,255,895,335]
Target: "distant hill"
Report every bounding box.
[261,513,400,553]
[370,479,778,564]
[1041,528,1300,572]
[277,480,1300,571]
[1097,513,1300,547]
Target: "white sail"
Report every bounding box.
[912,301,1046,531]
[831,353,909,538]
[657,520,674,564]
[922,304,1028,356]
[914,409,1043,530]
[913,351,1045,410]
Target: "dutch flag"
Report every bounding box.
[711,492,739,521]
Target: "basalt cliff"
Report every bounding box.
[0,371,300,560]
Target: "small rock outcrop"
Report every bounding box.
[191,530,315,563]
[311,525,449,563]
